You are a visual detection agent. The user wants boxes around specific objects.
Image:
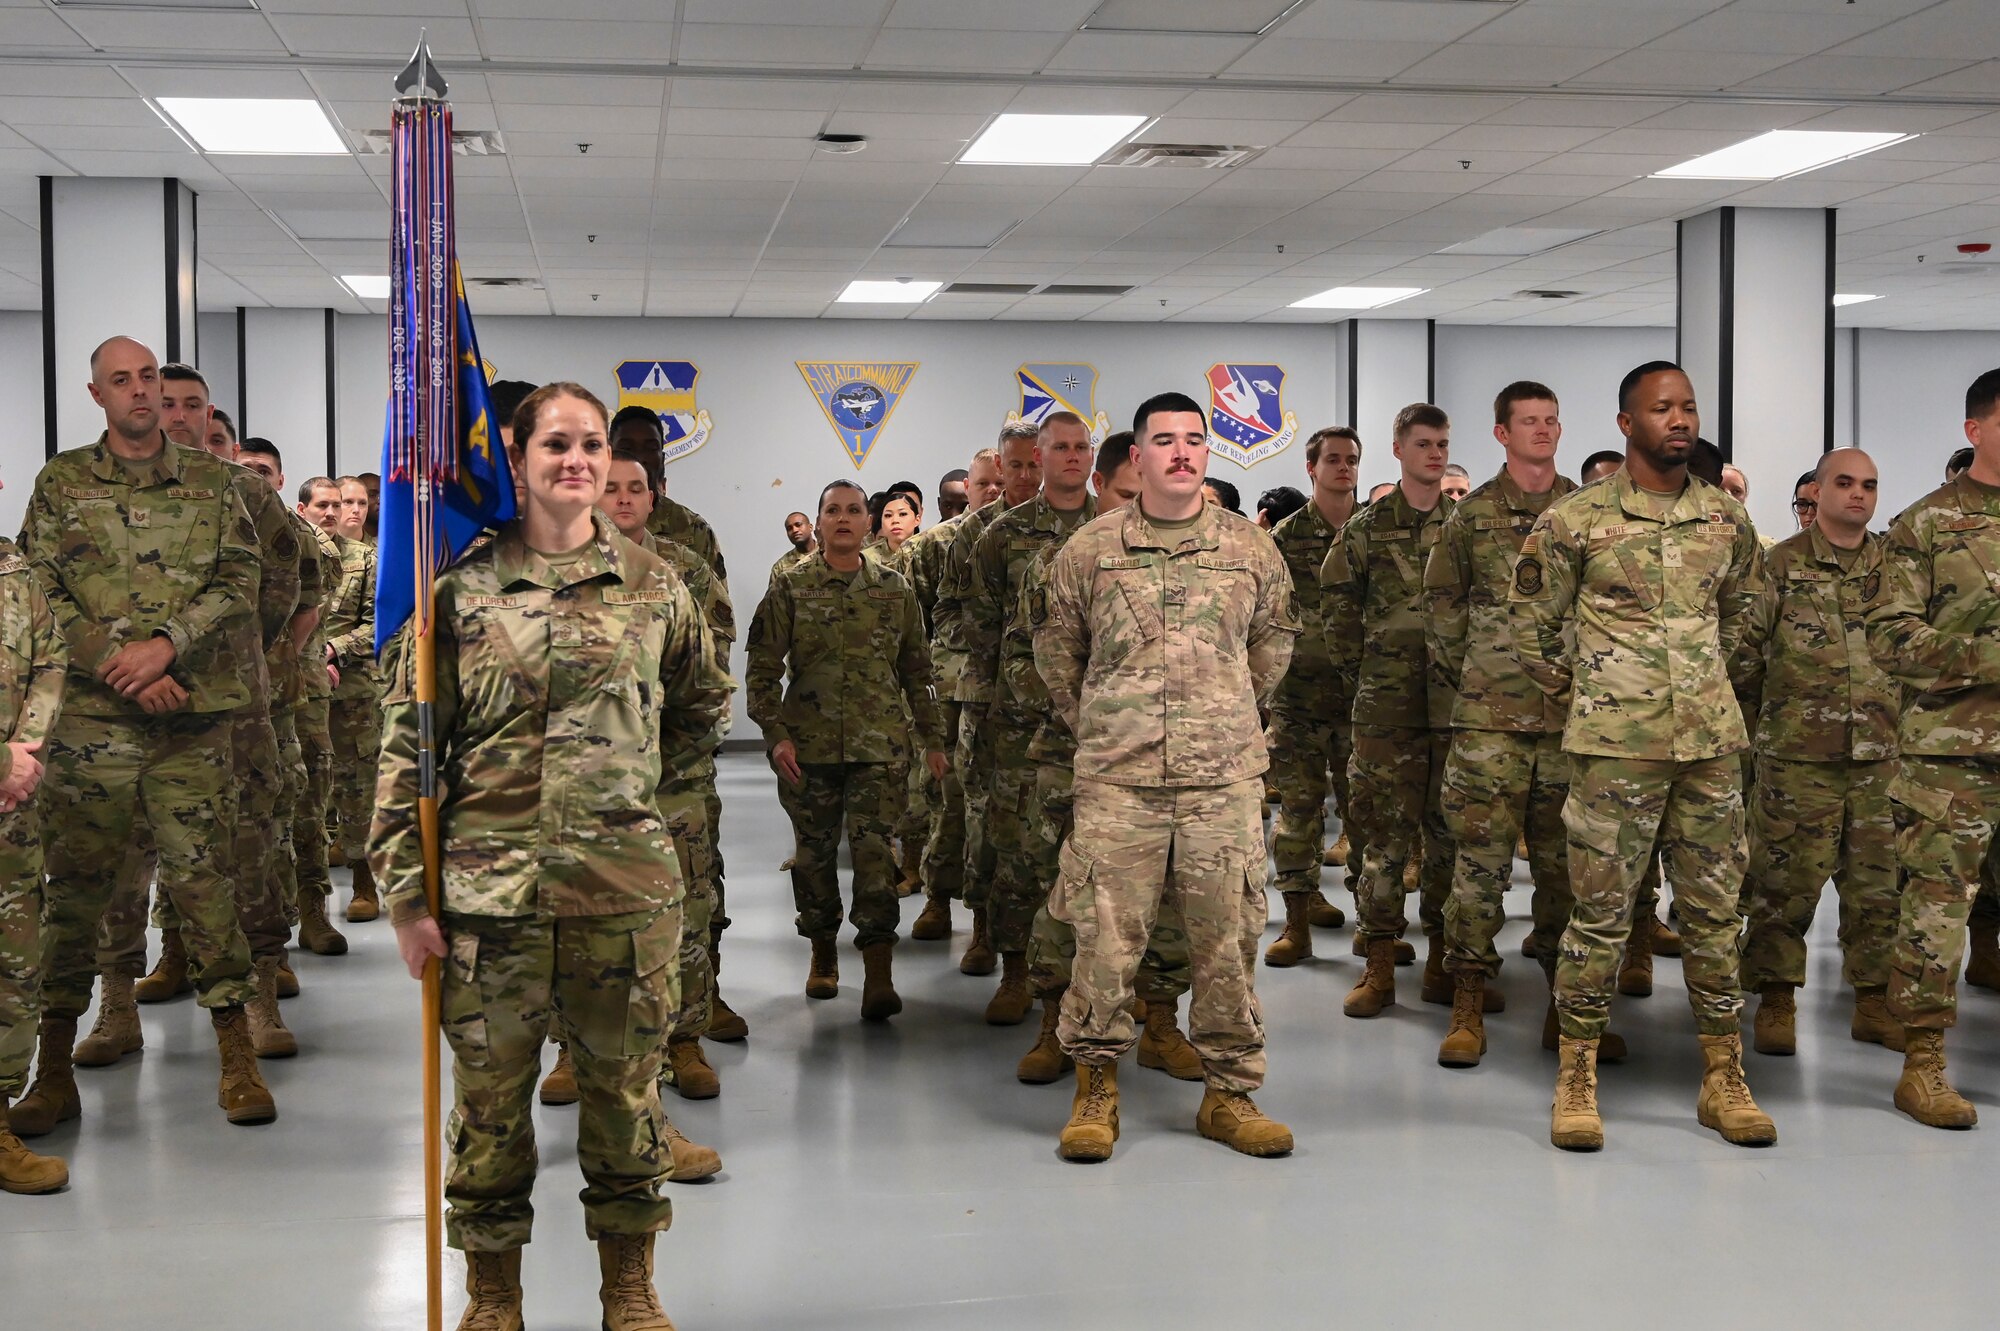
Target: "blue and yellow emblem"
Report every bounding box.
[1205,361,1298,468]
[796,360,918,469]
[1006,362,1110,443]
[616,360,714,464]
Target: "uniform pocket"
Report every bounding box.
[1886,767,1955,828]
[1048,840,1095,929]
[441,929,491,1068]
[625,908,683,1058]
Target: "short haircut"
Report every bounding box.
[998,421,1040,449]
[336,475,362,487]
[1093,431,1135,480]
[1494,380,1558,426]
[1966,369,2000,421]
[298,476,337,504]
[873,488,918,532]
[887,480,923,513]
[1038,410,1087,438]
[1443,463,1470,478]
[209,406,236,442]
[1257,485,1307,525]
[1305,425,1361,466]
[1688,437,1724,487]
[1618,360,1683,414]
[1946,445,1975,479]
[238,436,280,465]
[818,478,866,512]
[611,440,662,496]
[515,382,611,451]
[159,362,208,390]
[488,379,538,429]
[1814,450,1873,485]
[359,472,379,484]
[1204,477,1242,514]
[938,467,968,488]
[1393,402,1448,440]
[970,447,1001,469]
[1132,391,1205,437]
[609,403,665,442]
[1795,469,1819,493]
[1578,449,1624,481]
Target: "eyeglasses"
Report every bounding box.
[1792,499,1818,514]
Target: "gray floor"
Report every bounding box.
[5,750,1995,1330]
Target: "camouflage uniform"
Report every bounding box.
[0,539,65,1096]
[294,526,343,915]
[1510,470,1763,1040]
[1865,474,2000,1030]
[745,552,941,949]
[770,548,813,582]
[903,517,969,904]
[325,534,378,868]
[966,494,1097,954]
[1265,501,1360,894]
[937,499,1014,914]
[24,435,263,1019]
[1037,505,1297,1091]
[1321,486,1456,945]
[372,513,730,1251]
[1425,468,1579,977]
[877,539,936,868]
[1732,527,1900,991]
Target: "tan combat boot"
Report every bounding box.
[346,860,380,923]
[1196,1087,1293,1157]
[1751,982,1796,1056]
[1551,1036,1603,1151]
[539,1042,579,1105]
[705,943,748,1042]
[1966,919,2000,991]
[1136,995,1203,1081]
[1437,971,1488,1068]
[805,936,839,1000]
[895,839,924,898]
[860,942,901,1020]
[1057,1063,1119,1163]
[1308,889,1345,929]
[1894,1029,1977,1129]
[457,1248,524,1331]
[1323,832,1350,867]
[959,907,997,976]
[1343,938,1398,1018]
[247,957,298,1059]
[1520,929,1541,961]
[1017,999,1072,1084]
[74,972,144,1067]
[1695,1032,1777,1146]
[1851,986,1903,1050]
[8,1019,81,1138]
[275,957,299,999]
[297,890,349,957]
[1402,858,1420,892]
[1616,915,1653,997]
[598,1233,675,1331]
[665,1035,719,1099]
[1650,913,1682,957]
[212,1006,278,1126]
[135,928,192,1003]
[1420,933,1453,1004]
[662,1116,721,1182]
[910,893,953,941]
[1262,892,1314,968]
[0,1098,68,1195]
[1352,933,1417,964]
[985,951,1032,1026]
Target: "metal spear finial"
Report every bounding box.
[395,30,448,100]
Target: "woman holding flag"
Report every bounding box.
[373,382,732,1331]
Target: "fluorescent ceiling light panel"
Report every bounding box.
[836,280,940,304]
[1441,226,1601,257]
[156,97,346,155]
[1652,130,1913,181]
[1289,285,1427,311]
[1832,293,1881,307]
[959,114,1149,166]
[340,275,390,300]
[1081,0,1307,36]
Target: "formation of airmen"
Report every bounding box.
[1,334,1997,1329]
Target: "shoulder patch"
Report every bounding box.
[1512,555,1544,597]
[1519,532,1541,555]
[1861,570,1882,603]
[0,554,25,575]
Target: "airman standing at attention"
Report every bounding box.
[1865,369,2000,1130]
[1037,391,1298,1163]
[1322,403,1458,1019]
[324,502,380,924]
[772,510,816,580]
[1511,360,1773,1152]
[1262,426,1362,968]
[290,477,349,962]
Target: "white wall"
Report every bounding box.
[0,311,41,538]
[1855,329,2000,521]
[198,311,239,430]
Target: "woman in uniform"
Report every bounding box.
[869,488,931,895]
[747,480,945,1021]
[375,382,731,1331]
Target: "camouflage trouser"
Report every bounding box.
[1348,725,1454,944]
[1886,756,2000,1030]
[1026,761,1193,1003]
[658,783,714,1038]
[1741,756,1897,991]
[295,694,334,905]
[1054,777,1267,1093]
[897,755,937,860]
[1265,704,1361,894]
[328,693,382,864]
[1556,754,1747,1040]
[700,774,727,943]
[777,760,906,949]
[95,839,156,978]
[921,700,967,903]
[0,804,44,1097]
[1441,729,1572,978]
[1969,842,2000,924]
[269,710,304,928]
[40,712,254,1018]
[957,704,1000,911]
[440,906,679,1251]
[984,710,1041,954]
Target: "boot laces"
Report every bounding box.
[1559,1051,1595,1112]
[462,1257,515,1331]
[1712,1050,1756,1111]
[1218,1091,1264,1123]
[1077,1070,1114,1122]
[1450,978,1482,1028]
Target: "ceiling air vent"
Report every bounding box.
[469,277,543,290]
[359,128,506,156]
[1515,289,1581,300]
[942,282,1037,294]
[1037,284,1134,296]
[1100,143,1267,169]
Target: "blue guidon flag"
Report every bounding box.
[616,359,712,464]
[796,360,918,469]
[1205,362,1300,468]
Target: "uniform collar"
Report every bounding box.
[1613,468,1720,526]
[496,510,626,591]
[1492,464,1573,511]
[802,549,884,586]
[1379,482,1445,528]
[1024,491,1097,532]
[1951,471,2000,517]
[89,430,185,485]
[1123,501,1221,554]
[1806,523,1879,571]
